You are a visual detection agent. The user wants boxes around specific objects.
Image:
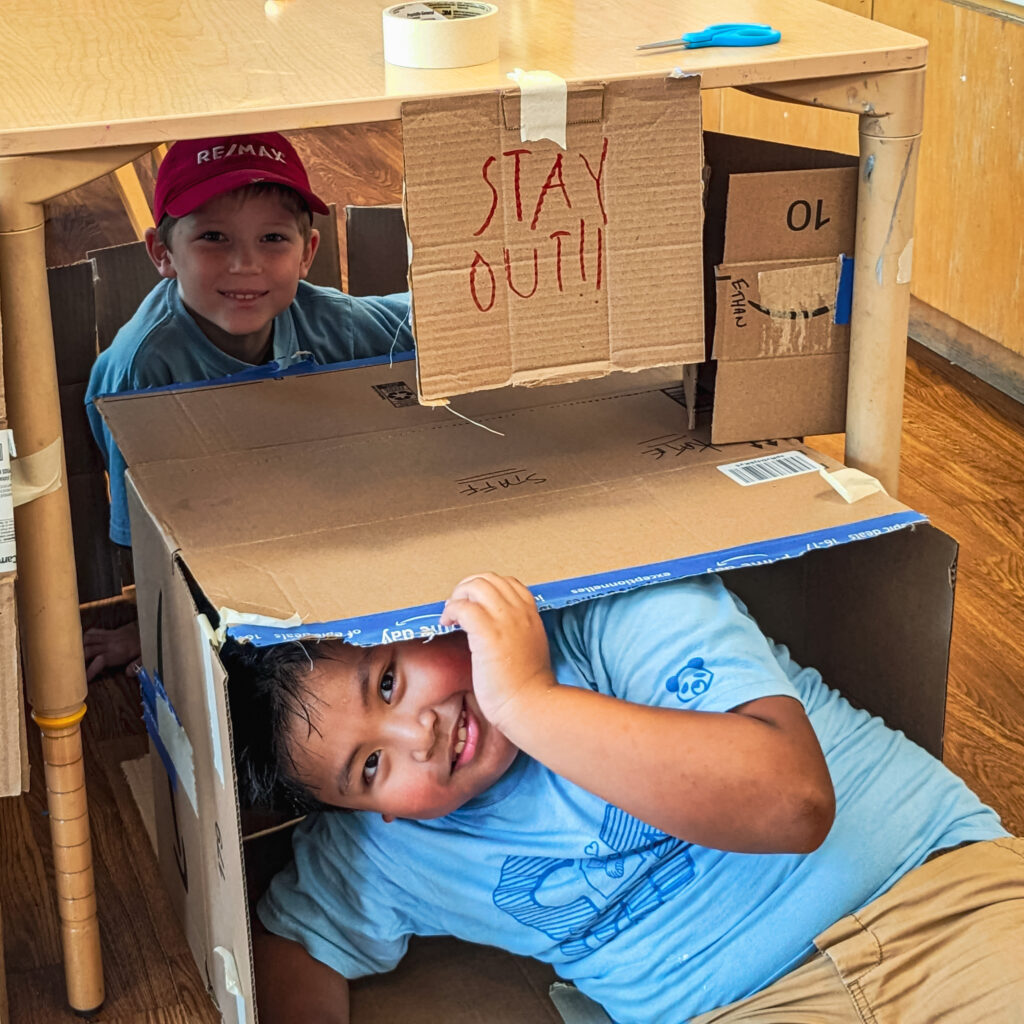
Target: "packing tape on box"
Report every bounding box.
[10,436,63,508]
[507,68,568,149]
[138,666,198,815]
[819,466,887,503]
[213,947,248,1024]
[216,606,302,646]
[197,614,225,788]
[382,2,499,69]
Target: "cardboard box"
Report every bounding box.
[703,133,859,444]
[97,355,956,1023]
[0,423,28,797]
[0,569,26,797]
[401,75,706,404]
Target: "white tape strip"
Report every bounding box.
[382,2,499,69]
[156,687,197,814]
[11,436,62,508]
[0,432,16,572]
[897,237,914,285]
[213,946,248,1024]
[215,606,303,645]
[819,466,887,503]
[197,615,225,788]
[508,68,568,149]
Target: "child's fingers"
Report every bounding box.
[503,575,538,608]
[440,593,483,630]
[449,572,534,612]
[440,573,536,631]
[85,654,106,683]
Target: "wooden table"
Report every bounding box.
[0,0,926,1011]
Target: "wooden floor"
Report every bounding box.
[2,124,1023,1022]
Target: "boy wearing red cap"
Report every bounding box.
[84,132,414,678]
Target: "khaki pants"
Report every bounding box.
[692,837,1024,1023]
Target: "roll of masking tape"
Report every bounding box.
[382,2,499,69]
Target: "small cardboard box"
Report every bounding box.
[703,133,859,444]
[98,357,956,1023]
[401,75,706,404]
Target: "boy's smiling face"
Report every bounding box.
[288,633,519,821]
[148,189,318,364]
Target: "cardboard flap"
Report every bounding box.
[713,257,850,361]
[114,363,915,637]
[97,361,683,468]
[0,572,27,796]
[401,74,706,403]
[723,167,857,263]
[710,355,848,445]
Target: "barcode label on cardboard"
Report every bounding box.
[717,450,820,486]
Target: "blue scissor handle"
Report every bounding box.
[683,22,781,48]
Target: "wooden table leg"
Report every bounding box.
[744,67,927,497]
[0,144,154,1014]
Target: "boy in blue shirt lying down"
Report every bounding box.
[226,572,1023,1023]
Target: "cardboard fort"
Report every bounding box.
[702,132,859,444]
[401,74,706,404]
[98,355,957,1023]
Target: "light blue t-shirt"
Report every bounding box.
[85,278,413,545]
[259,576,1006,1023]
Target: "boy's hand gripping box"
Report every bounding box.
[98,356,956,1024]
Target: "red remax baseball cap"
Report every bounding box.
[153,132,329,223]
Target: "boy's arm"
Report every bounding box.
[441,574,835,855]
[254,923,351,1024]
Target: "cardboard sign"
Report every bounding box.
[401,74,706,403]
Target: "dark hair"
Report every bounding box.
[156,181,315,249]
[223,637,343,815]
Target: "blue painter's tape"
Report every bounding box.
[138,665,157,712]
[137,666,197,812]
[834,255,854,325]
[138,666,184,726]
[226,510,927,648]
[96,348,416,401]
[139,668,180,793]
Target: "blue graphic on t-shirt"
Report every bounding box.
[666,658,713,701]
[492,805,695,960]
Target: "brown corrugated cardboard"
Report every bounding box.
[703,133,858,444]
[99,360,956,1023]
[401,75,706,404]
[0,570,27,797]
[103,358,914,632]
[0,418,27,796]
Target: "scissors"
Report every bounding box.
[637,23,781,51]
